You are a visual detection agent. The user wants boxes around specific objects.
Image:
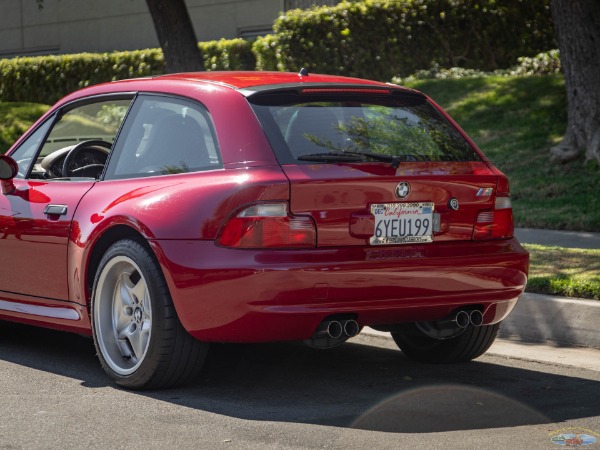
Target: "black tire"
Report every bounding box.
[91,239,208,389]
[391,323,500,363]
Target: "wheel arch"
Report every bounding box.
[85,225,152,302]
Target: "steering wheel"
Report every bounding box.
[62,140,112,178]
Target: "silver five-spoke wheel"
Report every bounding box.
[94,255,151,375]
[91,239,208,390]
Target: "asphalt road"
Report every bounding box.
[1,323,599,449]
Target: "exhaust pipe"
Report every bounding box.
[315,320,343,339]
[437,310,469,329]
[454,311,470,328]
[429,310,470,333]
[343,320,360,337]
[469,310,484,327]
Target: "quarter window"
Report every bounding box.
[105,96,221,179]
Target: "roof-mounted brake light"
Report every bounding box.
[300,88,391,95]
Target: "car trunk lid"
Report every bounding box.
[281,161,499,246]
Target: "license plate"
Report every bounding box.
[370,202,434,245]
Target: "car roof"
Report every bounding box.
[53,71,419,109]
[152,71,389,90]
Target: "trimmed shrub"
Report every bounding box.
[200,38,256,71]
[252,35,287,71]
[273,0,555,80]
[0,38,255,104]
[0,49,165,104]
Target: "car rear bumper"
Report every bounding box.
[152,238,529,342]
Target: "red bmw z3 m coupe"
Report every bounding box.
[0,71,528,389]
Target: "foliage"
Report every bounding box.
[0,49,165,105]
[511,49,561,76]
[0,102,50,153]
[525,244,600,300]
[0,2,557,105]
[97,104,130,129]
[0,39,255,105]
[252,35,287,71]
[200,38,255,71]
[273,0,555,80]
[307,105,475,161]
[393,50,562,84]
[405,74,600,231]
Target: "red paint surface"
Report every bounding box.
[0,71,528,341]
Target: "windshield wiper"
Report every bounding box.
[297,151,401,168]
[297,152,364,163]
[345,151,403,168]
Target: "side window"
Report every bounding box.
[23,97,133,180]
[105,95,221,179]
[40,100,131,157]
[9,119,53,178]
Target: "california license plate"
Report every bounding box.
[370,202,434,245]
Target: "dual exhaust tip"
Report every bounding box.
[453,309,484,328]
[315,310,482,342]
[319,319,360,339]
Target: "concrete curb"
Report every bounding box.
[362,293,600,350]
[497,293,600,349]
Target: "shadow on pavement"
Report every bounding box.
[1,321,599,433]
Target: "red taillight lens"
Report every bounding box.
[473,196,514,240]
[217,203,316,249]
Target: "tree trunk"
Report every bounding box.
[145,0,204,73]
[550,0,600,164]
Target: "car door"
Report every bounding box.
[0,96,133,303]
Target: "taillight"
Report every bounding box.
[217,203,316,249]
[473,196,514,240]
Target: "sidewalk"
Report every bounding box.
[515,227,600,249]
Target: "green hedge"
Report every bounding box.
[272,0,555,80]
[0,49,164,104]
[201,38,256,71]
[1,2,556,104]
[0,38,255,104]
[252,35,287,72]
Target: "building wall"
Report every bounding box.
[0,0,287,58]
[0,0,341,58]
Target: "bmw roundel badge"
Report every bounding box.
[395,182,410,199]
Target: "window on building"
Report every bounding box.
[284,0,342,10]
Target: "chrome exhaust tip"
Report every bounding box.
[454,310,470,328]
[343,320,360,337]
[469,310,484,327]
[325,320,343,339]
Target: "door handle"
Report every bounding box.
[44,204,68,216]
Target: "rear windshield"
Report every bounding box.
[249,91,481,164]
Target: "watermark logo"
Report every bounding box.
[549,427,598,447]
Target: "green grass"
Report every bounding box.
[405,75,600,231]
[524,244,600,300]
[0,102,50,153]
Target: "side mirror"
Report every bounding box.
[0,155,18,194]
